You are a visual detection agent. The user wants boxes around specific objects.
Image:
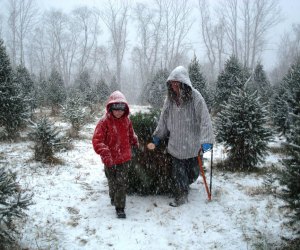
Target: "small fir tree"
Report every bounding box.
[279,106,300,235]
[0,39,29,139]
[248,63,272,105]
[270,84,290,135]
[215,56,249,111]
[28,117,62,162]
[0,167,32,247]
[215,87,272,170]
[188,55,211,108]
[145,68,169,108]
[129,109,173,194]
[62,95,86,138]
[94,78,111,104]
[47,69,66,114]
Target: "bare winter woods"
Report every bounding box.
[0,0,299,102]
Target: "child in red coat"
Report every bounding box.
[92,91,139,218]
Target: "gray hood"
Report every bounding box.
[166,66,192,87]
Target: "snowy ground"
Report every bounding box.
[0,105,294,250]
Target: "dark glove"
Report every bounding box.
[153,136,160,146]
[202,143,213,153]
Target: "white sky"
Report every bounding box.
[36,0,300,70]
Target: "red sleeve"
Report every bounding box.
[128,119,139,147]
[92,120,113,166]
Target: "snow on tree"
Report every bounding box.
[0,167,32,247]
[47,68,66,115]
[215,86,272,170]
[62,95,86,138]
[278,59,300,234]
[270,58,300,135]
[279,104,300,235]
[0,39,29,139]
[15,65,36,114]
[188,55,213,110]
[143,68,169,108]
[270,84,290,135]
[129,110,173,195]
[28,117,63,162]
[247,62,272,105]
[215,55,249,112]
[94,78,111,105]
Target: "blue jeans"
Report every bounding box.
[171,156,200,198]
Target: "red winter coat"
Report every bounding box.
[92,91,138,167]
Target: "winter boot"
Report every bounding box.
[116,208,126,219]
[169,193,188,207]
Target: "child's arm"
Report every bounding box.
[92,120,114,166]
[128,120,139,147]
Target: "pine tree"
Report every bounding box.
[47,69,66,114]
[248,63,272,105]
[279,104,300,235]
[215,56,249,111]
[94,78,111,104]
[278,61,300,234]
[15,65,36,113]
[188,55,212,109]
[144,68,169,108]
[0,39,29,139]
[62,95,86,138]
[129,109,173,194]
[0,167,32,247]
[270,84,290,135]
[215,87,272,170]
[28,117,62,162]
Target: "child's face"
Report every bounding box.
[112,109,125,118]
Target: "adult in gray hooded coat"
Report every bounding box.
[148,66,214,207]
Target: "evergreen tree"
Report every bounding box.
[28,117,62,162]
[248,63,272,105]
[270,58,300,135]
[94,78,111,104]
[129,109,173,194]
[47,69,66,114]
[62,95,86,138]
[15,65,36,113]
[215,56,249,111]
[215,87,272,170]
[279,105,300,234]
[0,167,32,247]
[0,39,29,139]
[144,68,169,108]
[283,58,300,116]
[188,55,212,109]
[270,84,290,135]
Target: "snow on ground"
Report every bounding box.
[0,106,293,250]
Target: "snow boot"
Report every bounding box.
[169,195,188,207]
[116,208,126,219]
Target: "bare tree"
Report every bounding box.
[44,10,80,86]
[71,6,101,74]
[7,0,38,67]
[100,0,130,91]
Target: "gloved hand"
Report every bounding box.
[202,143,213,153]
[152,136,160,146]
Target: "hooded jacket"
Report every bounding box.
[92,91,138,167]
[153,66,214,159]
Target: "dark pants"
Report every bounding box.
[104,163,129,209]
[171,156,200,198]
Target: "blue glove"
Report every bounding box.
[153,136,160,146]
[202,143,213,153]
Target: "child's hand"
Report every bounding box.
[147,143,156,150]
